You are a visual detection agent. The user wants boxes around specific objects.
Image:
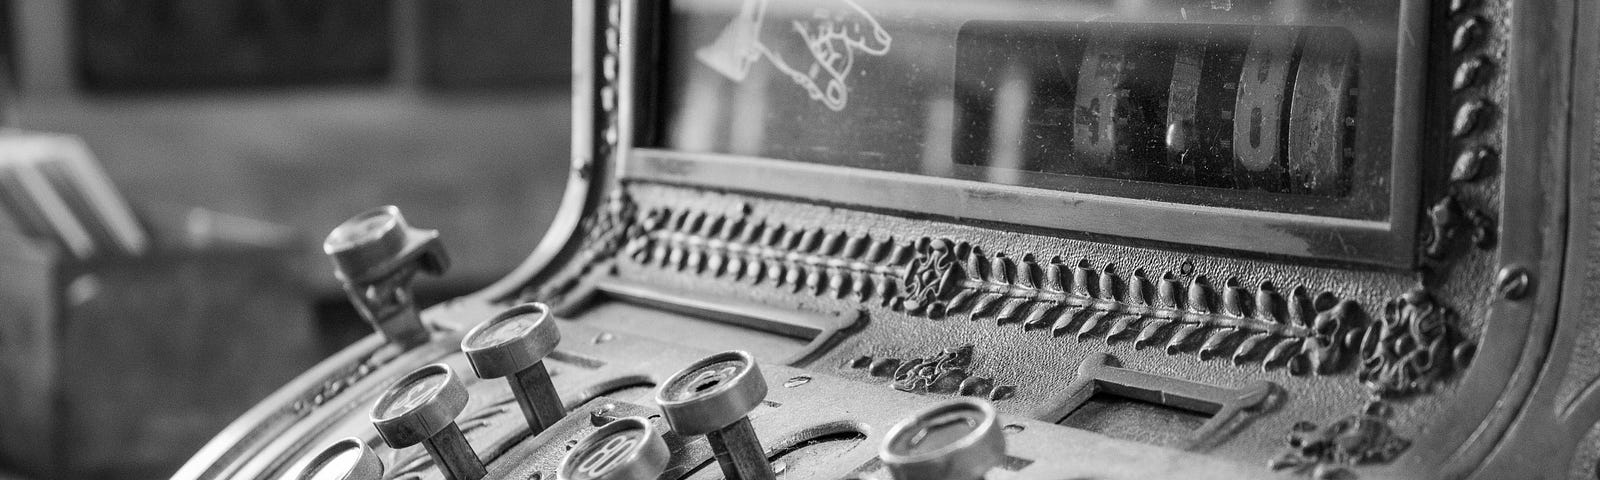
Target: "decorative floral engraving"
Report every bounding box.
[844,345,1015,401]
[1424,195,1495,259]
[900,238,961,312]
[901,239,1363,375]
[1357,289,1476,397]
[1271,401,1411,480]
[624,208,915,304]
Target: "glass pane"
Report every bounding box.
[657,0,1400,220]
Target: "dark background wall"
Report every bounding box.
[26,0,574,311]
[0,1,573,478]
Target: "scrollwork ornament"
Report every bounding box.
[899,238,960,314]
[1271,401,1411,480]
[844,345,1015,401]
[1357,289,1474,398]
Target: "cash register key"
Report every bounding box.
[461,302,566,435]
[323,205,450,349]
[879,398,1006,480]
[656,350,775,480]
[369,364,485,480]
[294,437,383,480]
[557,416,671,480]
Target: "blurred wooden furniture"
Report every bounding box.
[0,188,321,480]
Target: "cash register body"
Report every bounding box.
[175,0,1600,479]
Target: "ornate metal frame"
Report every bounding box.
[174,0,1600,479]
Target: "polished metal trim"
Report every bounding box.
[473,0,606,302]
[613,0,1424,269]
[623,148,1408,268]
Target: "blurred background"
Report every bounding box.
[0,0,572,478]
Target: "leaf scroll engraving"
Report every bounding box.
[623,208,916,304]
[900,239,1364,375]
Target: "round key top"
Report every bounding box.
[657,351,773,480]
[657,351,767,436]
[558,417,670,480]
[462,303,565,434]
[370,364,484,480]
[324,205,449,348]
[325,206,409,279]
[880,398,1006,480]
[296,438,382,480]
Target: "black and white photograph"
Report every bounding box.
[0,1,1588,479]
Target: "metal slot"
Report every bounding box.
[1035,353,1276,450]
[1058,393,1212,448]
[556,275,860,366]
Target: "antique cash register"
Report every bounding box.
[175,0,1600,479]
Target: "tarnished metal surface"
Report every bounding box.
[172,0,1600,478]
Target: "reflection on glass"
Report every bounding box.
[659,0,1399,219]
[953,22,1357,197]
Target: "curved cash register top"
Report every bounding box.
[176,0,1600,479]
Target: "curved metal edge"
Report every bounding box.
[467,0,609,306]
[171,334,389,480]
[1413,0,1577,478]
[1447,0,1592,477]
[1552,0,1600,425]
[171,298,502,480]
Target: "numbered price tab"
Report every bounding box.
[559,417,670,480]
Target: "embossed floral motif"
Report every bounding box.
[1357,289,1475,397]
[1271,401,1411,480]
[899,238,960,314]
[1423,195,1495,259]
[844,345,1015,401]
